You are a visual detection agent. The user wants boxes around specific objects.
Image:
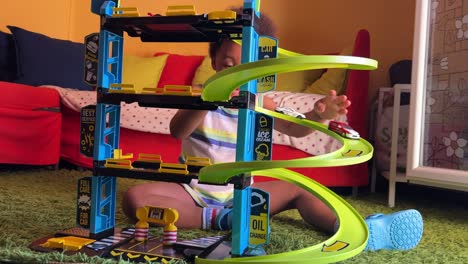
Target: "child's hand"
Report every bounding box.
[230,88,240,98]
[313,90,351,120]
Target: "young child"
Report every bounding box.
[122,9,423,251]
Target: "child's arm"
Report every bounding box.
[265,90,350,138]
[170,85,209,139]
[170,109,208,139]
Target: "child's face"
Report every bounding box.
[211,40,242,73]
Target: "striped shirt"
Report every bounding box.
[180,107,239,206]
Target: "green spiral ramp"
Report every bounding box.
[195,55,377,263]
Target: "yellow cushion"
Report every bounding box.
[190,50,352,95]
[303,46,353,95]
[122,54,168,92]
[192,55,216,87]
[276,69,324,93]
[191,55,324,93]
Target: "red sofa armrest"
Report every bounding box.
[0,82,61,165]
[345,29,371,139]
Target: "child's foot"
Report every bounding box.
[365,209,423,251]
[215,208,232,230]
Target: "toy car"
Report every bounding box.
[328,121,360,139]
[275,107,306,119]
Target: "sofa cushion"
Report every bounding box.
[275,69,324,93]
[191,55,216,87]
[303,46,352,95]
[0,31,17,82]
[155,53,204,87]
[122,54,169,92]
[7,25,92,91]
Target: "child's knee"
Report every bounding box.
[121,187,141,221]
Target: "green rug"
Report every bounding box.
[0,167,466,264]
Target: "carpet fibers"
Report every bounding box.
[0,167,466,264]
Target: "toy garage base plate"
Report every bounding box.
[30,227,231,263]
[109,236,184,263]
[29,227,133,257]
[173,235,231,260]
[109,234,230,263]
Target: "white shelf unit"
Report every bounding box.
[371,84,411,207]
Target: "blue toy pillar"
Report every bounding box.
[88,0,124,238]
[231,0,260,256]
[91,0,120,15]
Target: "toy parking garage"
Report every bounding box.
[29,1,377,263]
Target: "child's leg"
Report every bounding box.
[252,180,336,233]
[122,182,203,229]
[254,181,423,251]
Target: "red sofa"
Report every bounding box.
[0,82,61,165]
[0,27,371,187]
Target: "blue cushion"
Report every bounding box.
[7,26,92,91]
[0,31,17,81]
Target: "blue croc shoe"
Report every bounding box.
[215,208,232,230]
[365,209,423,251]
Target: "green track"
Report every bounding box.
[196,55,377,263]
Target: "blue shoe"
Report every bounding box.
[244,245,267,256]
[215,208,232,230]
[365,209,423,251]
